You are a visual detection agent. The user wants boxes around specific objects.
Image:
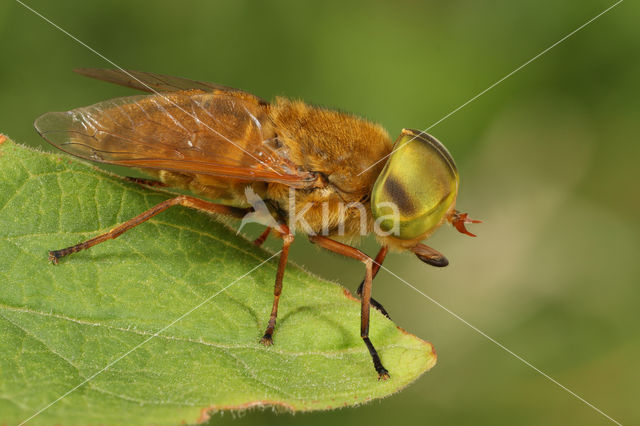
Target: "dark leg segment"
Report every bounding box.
[260,225,293,345]
[49,195,250,264]
[124,176,168,188]
[356,246,390,319]
[309,235,389,379]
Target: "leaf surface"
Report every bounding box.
[0,136,436,425]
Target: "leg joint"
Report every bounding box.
[282,233,294,244]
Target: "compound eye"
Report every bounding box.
[371,129,459,239]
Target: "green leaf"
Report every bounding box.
[0,136,436,425]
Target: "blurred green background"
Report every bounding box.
[1,0,638,425]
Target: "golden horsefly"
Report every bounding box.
[35,68,480,379]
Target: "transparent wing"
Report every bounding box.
[34,90,316,187]
[74,68,254,97]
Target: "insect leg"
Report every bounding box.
[49,195,250,264]
[309,235,389,380]
[260,225,294,346]
[356,246,390,319]
[253,227,272,247]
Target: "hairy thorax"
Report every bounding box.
[265,98,392,239]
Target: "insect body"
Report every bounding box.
[35,68,479,379]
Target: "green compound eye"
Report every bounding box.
[371,129,459,240]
